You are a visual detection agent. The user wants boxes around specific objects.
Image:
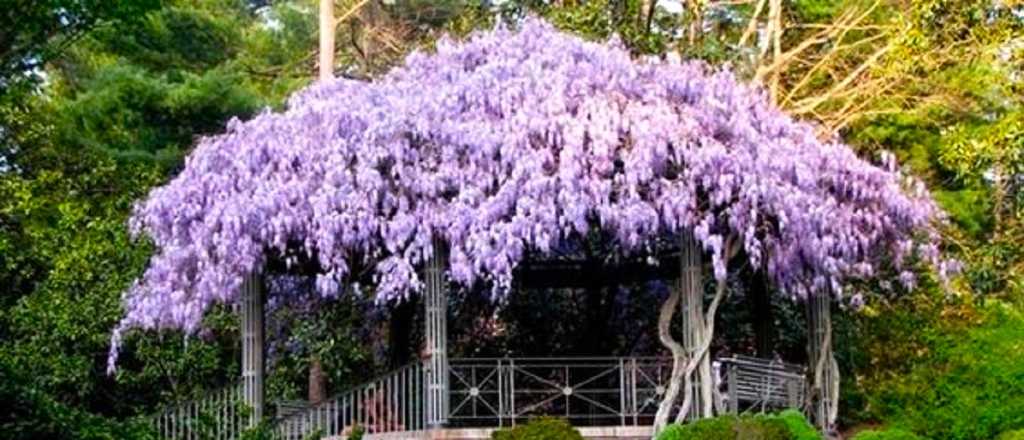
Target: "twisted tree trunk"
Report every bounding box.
[653,234,739,438]
[675,277,728,424]
[808,292,839,435]
[653,287,687,434]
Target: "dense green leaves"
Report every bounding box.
[656,411,820,440]
[491,417,584,440]
[0,1,319,437]
[850,428,926,440]
[0,0,159,91]
[862,302,1024,439]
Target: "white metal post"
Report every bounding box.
[424,238,449,429]
[241,272,266,428]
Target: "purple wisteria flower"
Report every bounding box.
[108,18,948,372]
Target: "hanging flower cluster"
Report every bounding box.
[109,18,950,370]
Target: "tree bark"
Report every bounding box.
[653,234,738,438]
[319,0,335,79]
[675,273,729,424]
[808,292,839,435]
[309,0,333,407]
[308,356,327,405]
[653,287,686,435]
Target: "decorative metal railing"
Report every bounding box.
[151,383,247,440]
[274,361,427,440]
[447,357,675,428]
[150,355,809,439]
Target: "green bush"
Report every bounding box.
[776,410,821,440]
[850,428,927,440]
[736,414,791,440]
[657,415,738,440]
[491,417,583,440]
[655,411,821,440]
[998,430,1024,440]
[347,425,365,440]
[862,303,1024,439]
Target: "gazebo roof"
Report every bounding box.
[109,18,948,367]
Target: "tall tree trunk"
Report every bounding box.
[308,356,326,405]
[308,0,334,406]
[319,0,335,79]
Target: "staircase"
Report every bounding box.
[275,361,428,439]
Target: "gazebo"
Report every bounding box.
[110,18,948,440]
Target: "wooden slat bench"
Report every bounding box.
[719,355,806,414]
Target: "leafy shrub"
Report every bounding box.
[491,417,583,440]
[998,430,1024,440]
[850,428,927,440]
[736,414,791,439]
[0,354,158,440]
[657,415,738,440]
[862,303,1024,439]
[776,410,821,440]
[238,420,275,440]
[347,425,365,440]
[656,411,821,440]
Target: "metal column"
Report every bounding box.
[241,272,266,427]
[424,239,449,428]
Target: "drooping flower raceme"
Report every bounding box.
[108,18,949,371]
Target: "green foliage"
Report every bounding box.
[656,411,820,440]
[265,293,375,401]
[657,416,737,440]
[0,0,159,90]
[998,430,1024,440]
[53,62,262,164]
[0,352,156,440]
[0,1,319,438]
[0,147,241,417]
[776,410,821,440]
[237,419,276,440]
[491,417,584,440]
[347,425,366,440]
[850,428,926,440]
[858,302,1024,439]
[47,0,282,165]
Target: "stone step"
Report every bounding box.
[340,425,653,440]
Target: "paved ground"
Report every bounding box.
[353,426,653,439]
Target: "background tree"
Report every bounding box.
[0,0,159,93]
[0,1,326,437]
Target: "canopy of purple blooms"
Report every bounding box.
[108,18,951,371]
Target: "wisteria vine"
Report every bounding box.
[108,18,951,371]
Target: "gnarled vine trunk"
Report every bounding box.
[808,292,839,435]
[652,234,738,437]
